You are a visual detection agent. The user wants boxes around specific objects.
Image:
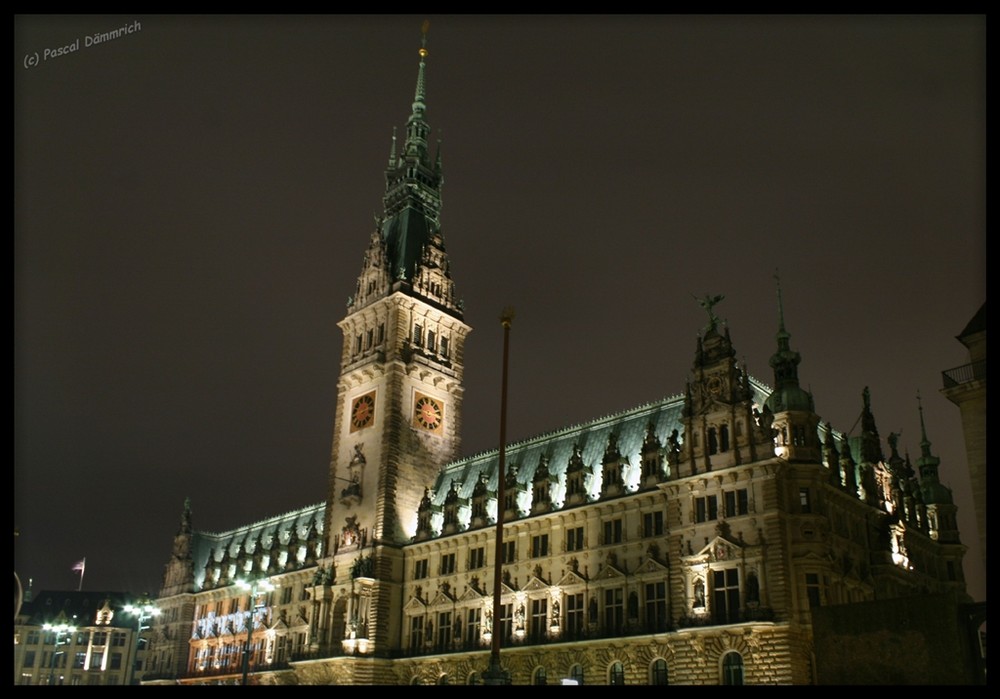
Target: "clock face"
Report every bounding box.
[707,376,723,397]
[350,392,376,432]
[413,393,444,433]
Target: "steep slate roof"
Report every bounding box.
[429,377,773,505]
[190,503,325,590]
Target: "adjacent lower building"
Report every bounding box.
[13,590,155,686]
[144,29,973,685]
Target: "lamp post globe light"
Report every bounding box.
[123,598,160,686]
[236,578,276,686]
[42,621,77,686]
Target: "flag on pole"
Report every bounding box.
[72,558,86,591]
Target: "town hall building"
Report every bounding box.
[143,30,970,685]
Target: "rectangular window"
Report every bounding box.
[566,526,584,552]
[469,546,485,570]
[366,328,373,349]
[738,488,749,515]
[440,337,449,357]
[414,558,429,579]
[355,334,362,354]
[26,631,40,645]
[805,572,822,608]
[643,511,664,537]
[427,330,436,352]
[604,587,624,634]
[502,541,516,564]
[531,534,549,558]
[437,611,452,649]
[800,488,811,514]
[440,553,456,575]
[696,495,719,523]
[643,454,660,477]
[465,607,481,647]
[645,581,668,632]
[565,593,584,637]
[712,568,741,624]
[500,603,513,643]
[409,616,424,652]
[23,650,35,668]
[281,586,293,604]
[530,597,548,643]
[74,652,86,669]
[413,324,423,346]
[111,632,126,647]
[725,490,737,518]
[377,323,385,345]
[603,518,623,544]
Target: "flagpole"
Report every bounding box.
[74,557,86,591]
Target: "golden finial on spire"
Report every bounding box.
[420,20,430,57]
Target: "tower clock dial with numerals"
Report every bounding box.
[413,393,444,433]
[350,392,376,432]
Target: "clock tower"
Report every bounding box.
[323,27,471,661]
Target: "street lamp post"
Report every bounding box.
[236,578,275,686]
[485,308,514,685]
[42,622,76,686]
[123,598,160,686]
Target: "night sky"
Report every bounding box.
[15,15,985,604]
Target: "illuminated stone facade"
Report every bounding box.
[144,32,971,686]
[14,591,153,686]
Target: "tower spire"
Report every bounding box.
[404,20,431,159]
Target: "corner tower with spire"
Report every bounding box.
[323,24,471,664]
[763,273,821,463]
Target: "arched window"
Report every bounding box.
[533,667,547,685]
[569,663,584,685]
[721,651,744,685]
[609,661,625,685]
[650,658,668,685]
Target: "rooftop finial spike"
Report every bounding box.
[411,21,429,120]
[775,268,786,333]
[917,390,930,449]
